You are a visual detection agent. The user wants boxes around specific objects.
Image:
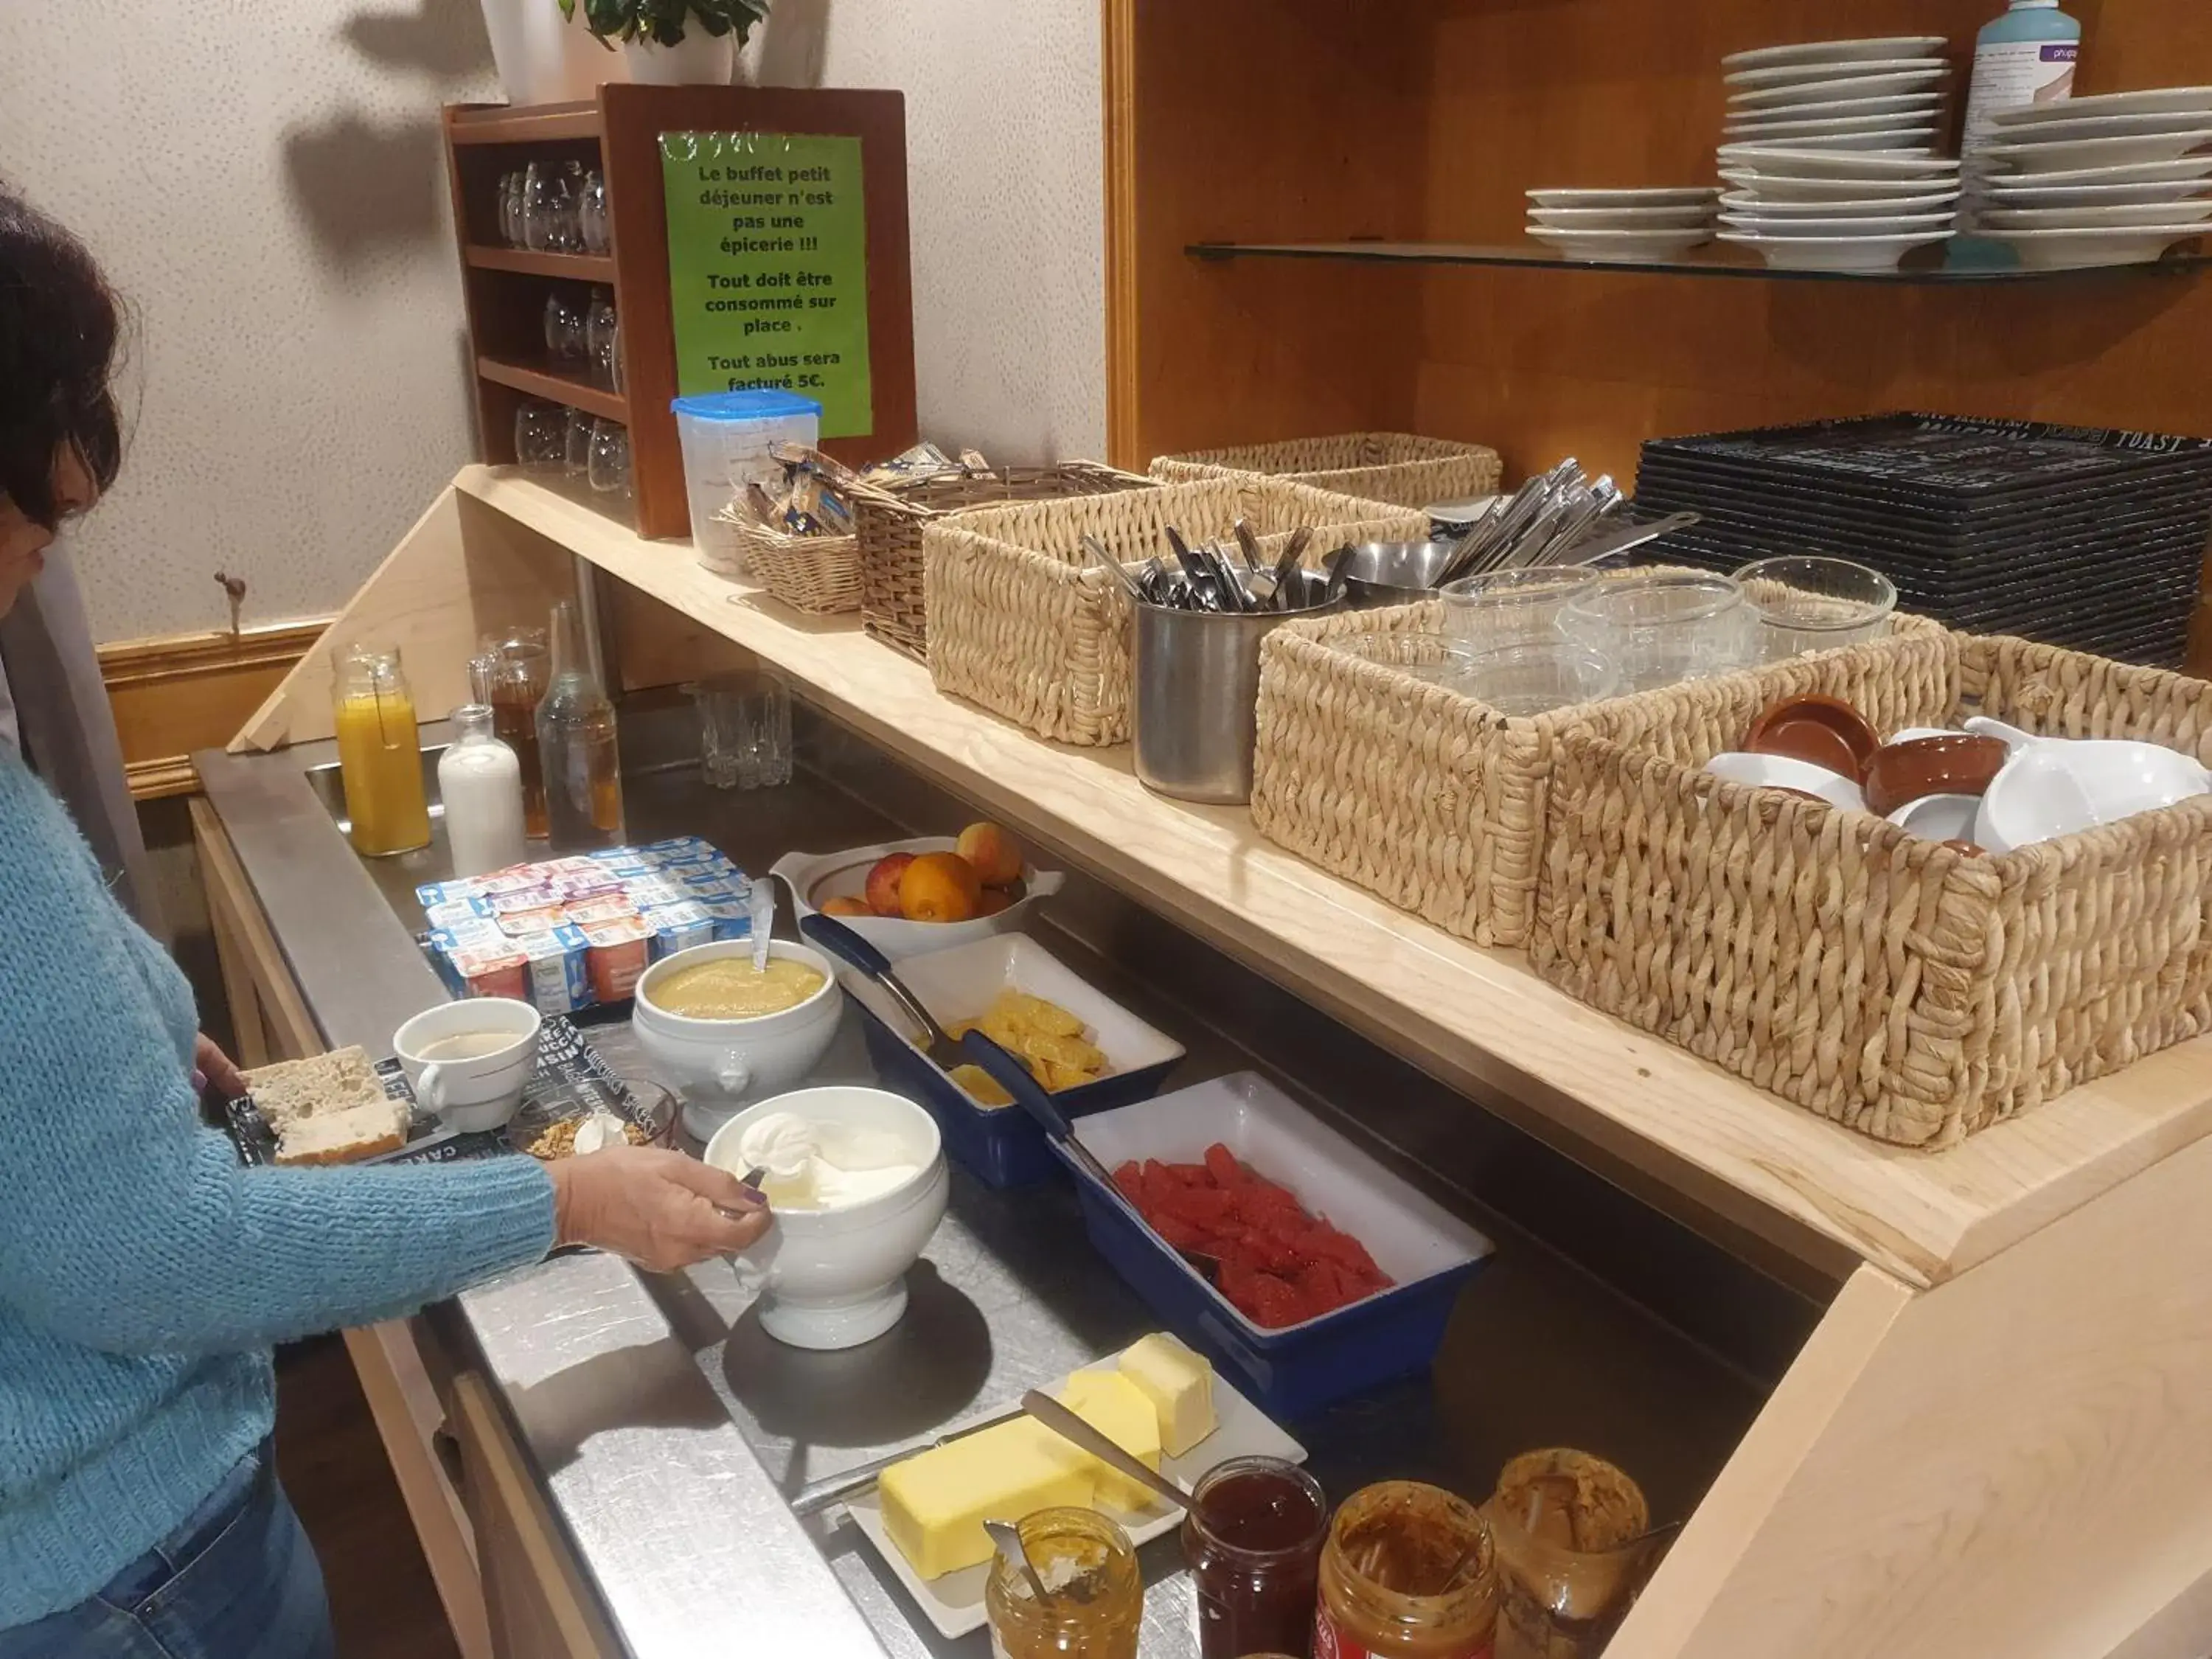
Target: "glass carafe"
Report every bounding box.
[476,630,550,839]
[534,600,623,852]
[332,645,431,857]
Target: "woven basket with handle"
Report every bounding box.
[1531,633,2212,1148]
[926,476,1426,746]
[852,463,1155,659]
[1250,594,1949,952]
[1150,431,1502,511]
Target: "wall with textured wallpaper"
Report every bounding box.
[0,1,1104,643]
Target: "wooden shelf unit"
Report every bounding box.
[442,84,918,542]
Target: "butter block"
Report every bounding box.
[1058,1371,1164,1514]
[877,1418,1093,1580]
[1119,1332,1216,1457]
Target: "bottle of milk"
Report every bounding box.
[439,704,528,878]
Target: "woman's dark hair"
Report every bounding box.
[0,187,122,528]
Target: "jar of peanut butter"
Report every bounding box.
[1314,1481,1498,1659]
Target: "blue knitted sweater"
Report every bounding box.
[0,754,557,1628]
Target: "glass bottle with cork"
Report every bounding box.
[332,644,431,858]
[535,599,624,852]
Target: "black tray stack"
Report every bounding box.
[1632,414,2212,667]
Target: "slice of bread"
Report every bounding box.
[271,1101,408,1166]
[245,1046,410,1165]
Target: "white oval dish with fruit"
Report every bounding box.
[772,822,1064,961]
[845,1332,1305,1639]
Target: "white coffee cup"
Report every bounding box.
[393,998,542,1133]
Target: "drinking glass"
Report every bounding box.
[563,407,593,477]
[513,400,566,475]
[1461,642,1621,715]
[543,288,588,364]
[522,161,574,253]
[1733,554,1896,663]
[498,170,527,248]
[1441,568,1600,655]
[587,419,631,499]
[585,291,619,387]
[596,319,624,394]
[689,674,793,790]
[579,169,612,254]
[1562,571,1753,694]
[1331,630,1484,690]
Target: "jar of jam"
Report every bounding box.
[1181,1454,1329,1658]
[984,1507,1143,1659]
[1485,1450,1659,1659]
[1314,1481,1498,1659]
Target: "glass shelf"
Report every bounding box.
[1187,239,2212,285]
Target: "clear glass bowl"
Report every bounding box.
[1440,568,1599,654]
[1562,571,1753,694]
[1733,555,1897,662]
[1331,630,1484,689]
[1461,642,1620,715]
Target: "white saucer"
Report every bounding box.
[1722,187,1961,215]
[1725,91,1943,124]
[1719,145,1961,178]
[1979,200,2212,229]
[1528,204,1718,229]
[1977,223,2210,268]
[1725,128,1938,152]
[1525,187,1719,209]
[1992,87,2212,125]
[1718,228,1954,271]
[1975,111,2212,146]
[1722,166,1964,201]
[1527,226,1714,261]
[1972,155,2212,189]
[1720,209,1955,237]
[1982,131,2212,173]
[1724,37,1947,73]
[1730,67,1952,108]
[1727,106,1944,136]
[1726,58,1949,92]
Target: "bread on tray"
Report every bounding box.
[242,1046,409,1166]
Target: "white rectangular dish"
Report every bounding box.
[846,1344,1305,1640]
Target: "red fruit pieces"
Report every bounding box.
[1203,1142,1245,1187]
[1112,1162,1144,1204]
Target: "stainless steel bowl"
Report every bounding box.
[1340,540,1462,609]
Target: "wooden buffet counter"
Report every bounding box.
[234,465,2212,1659]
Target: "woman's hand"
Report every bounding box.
[548,1147,771,1273]
[194,1033,248,1099]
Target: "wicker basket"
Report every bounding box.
[927,477,1427,746]
[712,518,863,615]
[853,463,1155,659]
[1251,598,1950,952]
[1150,432,1502,511]
[1531,634,2212,1149]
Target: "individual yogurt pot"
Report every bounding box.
[631,939,844,1141]
[703,1085,949,1349]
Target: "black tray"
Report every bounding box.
[222,1015,642,1168]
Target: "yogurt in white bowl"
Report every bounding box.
[703,1086,948,1350]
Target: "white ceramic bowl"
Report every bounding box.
[1718,229,1953,271]
[1705,751,1867,813]
[772,836,1065,962]
[394,997,541,1133]
[1975,739,2212,853]
[632,939,844,1140]
[703,1086,949,1350]
[1885,793,1982,844]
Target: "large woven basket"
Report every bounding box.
[1150,432,1502,511]
[927,477,1426,746]
[713,517,863,615]
[853,463,1155,659]
[1531,634,2212,1149]
[1251,597,1950,951]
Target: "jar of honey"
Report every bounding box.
[1314,1481,1498,1659]
[984,1507,1143,1659]
[1181,1454,1329,1658]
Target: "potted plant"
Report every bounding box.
[557,0,768,86]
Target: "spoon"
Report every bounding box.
[984,1517,1051,1604]
[799,911,969,1074]
[1021,1388,1195,1512]
[1079,534,1148,604]
[748,876,774,975]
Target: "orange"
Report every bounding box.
[900,851,983,922]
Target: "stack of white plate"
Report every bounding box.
[1717,147,1963,271]
[1973,87,2212,268]
[1525,187,1720,262]
[1722,36,1952,155]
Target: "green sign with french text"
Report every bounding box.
[659,131,872,438]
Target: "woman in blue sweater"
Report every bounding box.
[0,192,773,1657]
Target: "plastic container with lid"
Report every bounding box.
[670,389,822,570]
[983,1507,1141,1659]
[1315,1481,1499,1659]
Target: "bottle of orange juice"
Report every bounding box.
[333,644,432,857]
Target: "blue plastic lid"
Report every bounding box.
[670,390,823,422]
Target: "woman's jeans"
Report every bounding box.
[0,1443,334,1659]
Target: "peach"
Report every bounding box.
[976,887,1014,918]
[863,852,917,917]
[820,895,873,919]
[955,821,1025,888]
[900,851,982,923]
